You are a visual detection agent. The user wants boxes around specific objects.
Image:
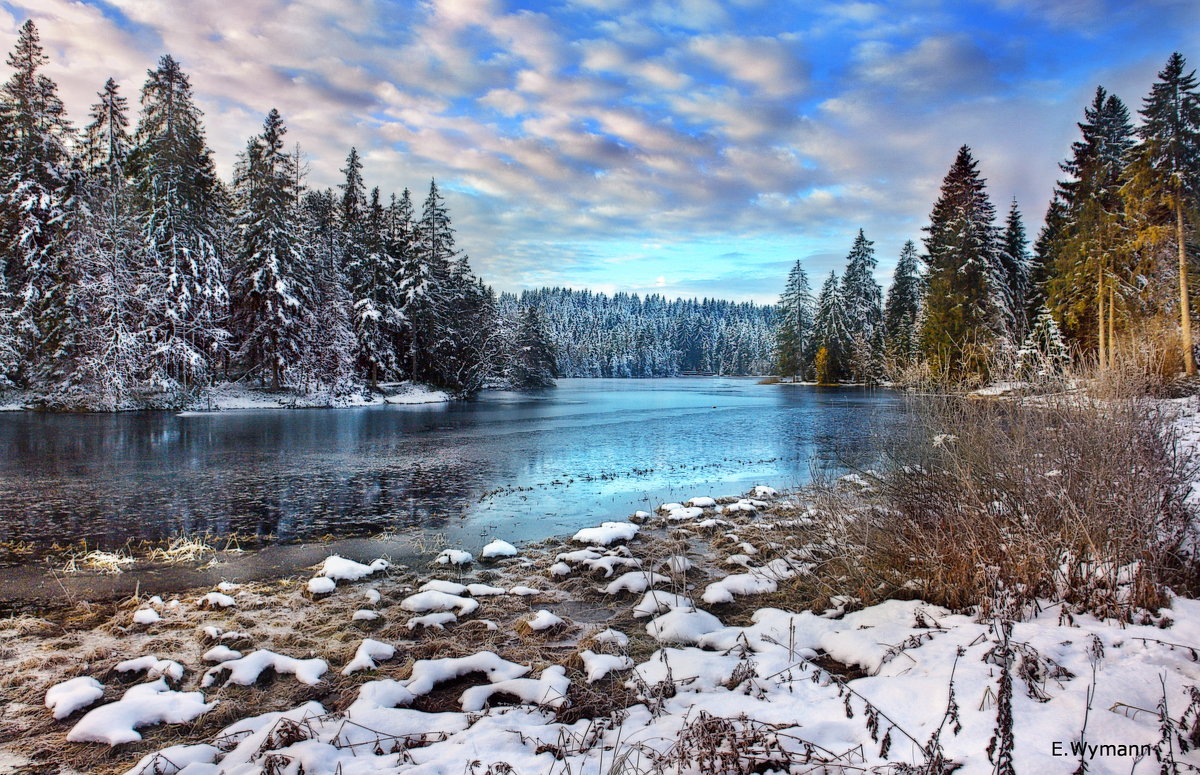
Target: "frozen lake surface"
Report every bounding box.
[0,378,904,559]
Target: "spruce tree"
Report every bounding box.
[840,229,884,382]
[810,271,849,383]
[346,184,401,386]
[0,20,77,387]
[919,145,1006,381]
[511,306,557,388]
[883,240,923,367]
[1122,53,1200,374]
[1018,305,1070,381]
[300,189,357,398]
[999,199,1031,340]
[229,109,309,389]
[128,54,227,398]
[773,260,812,380]
[407,179,457,383]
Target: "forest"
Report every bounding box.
[776,52,1200,389]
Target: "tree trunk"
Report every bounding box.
[1097,261,1107,369]
[1107,281,1116,369]
[1177,195,1196,375]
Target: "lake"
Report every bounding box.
[0,378,904,564]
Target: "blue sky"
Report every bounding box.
[5,0,1200,302]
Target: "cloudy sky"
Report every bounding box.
[5,0,1200,302]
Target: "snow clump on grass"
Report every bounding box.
[66,679,214,745]
[45,677,104,720]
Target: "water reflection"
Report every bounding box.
[0,379,904,557]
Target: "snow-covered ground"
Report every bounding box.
[4,465,1200,775]
[178,381,451,414]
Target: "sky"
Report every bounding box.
[4,0,1200,303]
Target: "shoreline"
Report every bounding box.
[3,486,1200,774]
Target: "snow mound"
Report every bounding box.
[701,558,801,605]
[632,590,693,618]
[403,652,529,697]
[364,588,381,604]
[198,592,236,608]
[590,628,630,649]
[646,607,724,644]
[467,583,506,596]
[67,679,214,745]
[572,521,639,546]
[400,590,480,616]
[115,657,185,682]
[521,609,565,632]
[306,577,337,595]
[657,555,692,574]
[201,650,328,687]
[318,555,389,581]
[45,677,104,720]
[420,579,468,595]
[342,639,395,675]
[407,612,457,630]
[604,571,670,595]
[658,502,684,513]
[579,651,635,683]
[352,609,380,621]
[550,561,572,576]
[202,645,242,664]
[481,539,518,558]
[434,549,474,566]
[460,665,571,711]
[667,506,704,521]
[687,496,717,507]
[509,585,540,596]
[132,608,160,625]
[751,485,778,498]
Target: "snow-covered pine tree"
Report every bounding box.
[810,271,850,383]
[920,145,1006,382]
[773,259,812,381]
[128,54,227,401]
[0,20,78,388]
[65,77,147,409]
[1018,305,1070,381]
[229,109,309,390]
[1122,53,1200,375]
[883,240,923,368]
[407,179,457,385]
[510,306,557,388]
[840,229,884,382]
[299,188,357,399]
[999,199,1031,340]
[346,184,401,387]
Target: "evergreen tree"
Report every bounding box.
[883,240,923,367]
[510,306,557,388]
[1045,86,1135,365]
[1028,194,1067,319]
[1122,53,1200,374]
[919,145,1006,381]
[128,54,227,397]
[999,198,1031,339]
[0,20,77,386]
[299,189,357,397]
[229,109,308,389]
[1018,305,1070,381]
[810,271,850,383]
[840,229,884,382]
[408,179,457,384]
[773,260,812,380]
[345,182,400,386]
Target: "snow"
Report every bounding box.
[317,555,389,581]
[509,585,540,596]
[132,608,160,625]
[351,609,379,620]
[306,576,337,595]
[434,549,474,565]
[342,639,395,675]
[121,744,219,775]
[400,590,480,616]
[645,607,724,644]
[751,485,778,498]
[177,381,451,414]
[522,610,565,631]
[702,558,802,604]
[687,496,717,507]
[579,651,634,683]
[115,657,185,682]
[420,579,468,595]
[364,588,381,604]
[201,645,242,663]
[201,650,328,687]
[402,652,529,697]
[590,628,630,649]
[460,665,571,711]
[198,591,236,608]
[603,571,670,595]
[467,583,506,596]
[67,679,214,745]
[407,612,457,630]
[571,521,639,545]
[481,539,518,558]
[632,590,693,618]
[45,677,105,720]
[667,506,704,521]
[550,561,572,576]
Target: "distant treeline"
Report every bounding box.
[505,288,776,378]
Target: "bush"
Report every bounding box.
[822,391,1197,621]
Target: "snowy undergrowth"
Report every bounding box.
[4,477,1200,774]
